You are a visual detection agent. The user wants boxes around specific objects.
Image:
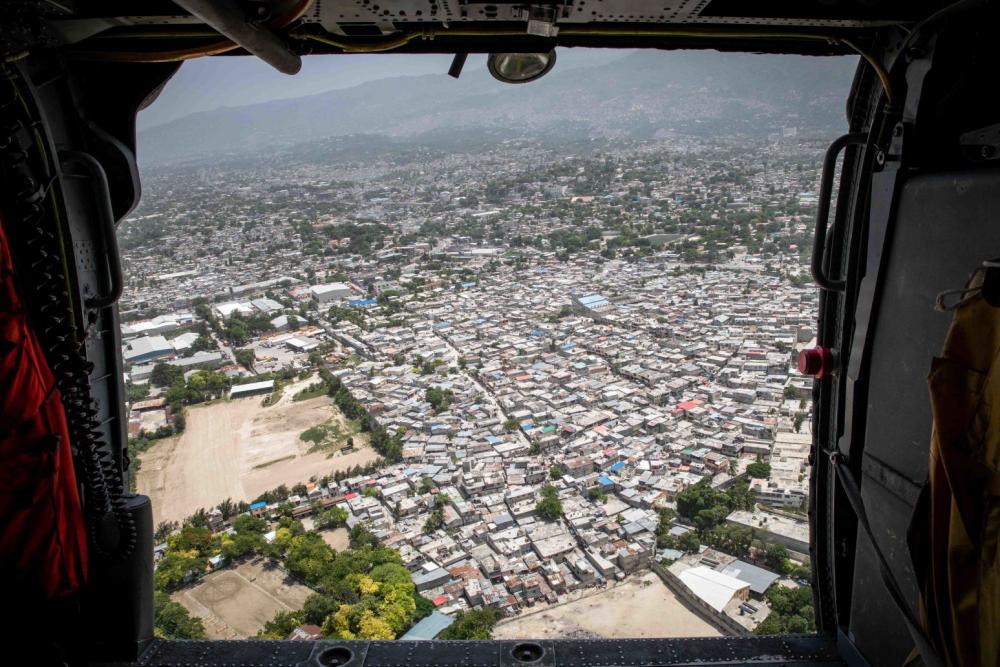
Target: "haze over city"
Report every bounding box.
[125,51,851,642]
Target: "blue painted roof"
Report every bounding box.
[598,475,614,486]
[609,461,626,472]
[484,435,501,444]
[530,329,546,338]
[578,294,608,305]
[461,281,477,288]
[250,501,268,510]
[520,422,534,431]
[349,298,377,307]
[400,611,455,641]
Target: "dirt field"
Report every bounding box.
[172,559,313,639]
[139,375,378,524]
[492,572,722,640]
[318,527,350,551]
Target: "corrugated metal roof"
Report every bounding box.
[677,566,748,612]
[230,380,275,395]
[719,559,781,595]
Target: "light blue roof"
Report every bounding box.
[609,461,626,472]
[349,298,377,307]
[578,294,608,305]
[249,501,267,510]
[461,281,477,288]
[400,611,455,640]
[598,475,614,486]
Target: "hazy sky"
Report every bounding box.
[139,49,629,129]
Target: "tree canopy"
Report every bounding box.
[536,485,563,522]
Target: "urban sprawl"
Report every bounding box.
[124,134,821,641]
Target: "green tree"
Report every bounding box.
[438,608,501,640]
[151,363,184,388]
[234,347,255,370]
[154,591,206,639]
[423,499,445,534]
[747,460,771,479]
[154,550,206,591]
[536,485,563,522]
[676,479,733,532]
[425,387,454,413]
[232,513,267,535]
[677,530,702,553]
[257,610,304,639]
[764,544,790,573]
[316,507,349,530]
[126,382,150,402]
[754,585,815,635]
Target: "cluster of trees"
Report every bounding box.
[153,524,219,591]
[320,369,403,462]
[676,479,755,533]
[438,608,502,640]
[221,312,274,347]
[327,221,388,257]
[423,496,445,534]
[746,460,771,479]
[153,506,435,642]
[315,506,349,530]
[126,382,150,402]
[753,585,815,635]
[150,362,231,410]
[261,523,430,640]
[328,305,366,329]
[663,480,807,576]
[153,591,205,639]
[536,485,563,522]
[425,387,454,413]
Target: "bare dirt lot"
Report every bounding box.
[172,559,313,639]
[318,527,350,551]
[492,572,723,639]
[139,376,377,524]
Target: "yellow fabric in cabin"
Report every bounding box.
[911,271,1000,667]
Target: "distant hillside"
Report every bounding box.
[138,50,857,165]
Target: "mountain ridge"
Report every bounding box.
[138,50,858,165]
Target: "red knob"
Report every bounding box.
[799,346,834,378]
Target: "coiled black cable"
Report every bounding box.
[1,72,135,561]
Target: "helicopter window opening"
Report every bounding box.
[121,49,855,642]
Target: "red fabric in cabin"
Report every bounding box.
[0,218,88,597]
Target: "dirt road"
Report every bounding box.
[138,384,377,524]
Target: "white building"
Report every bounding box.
[310,282,352,304]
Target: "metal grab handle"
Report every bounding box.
[59,150,124,310]
[811,132,868,292]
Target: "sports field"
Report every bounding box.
[172,559,313,639]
